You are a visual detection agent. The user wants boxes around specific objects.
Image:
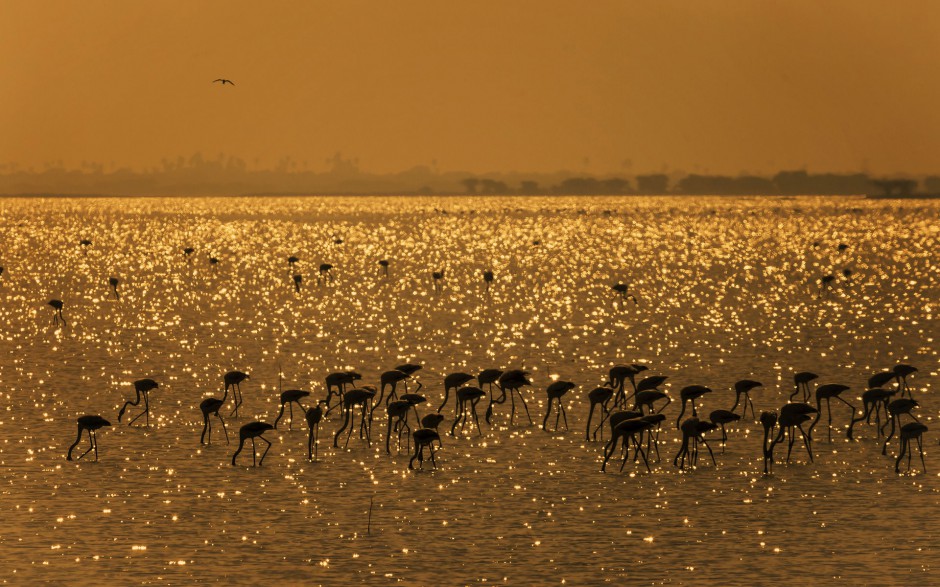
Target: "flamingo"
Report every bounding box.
[451,386,487,436]
[288,255,299,269]
[809,383,854,442]
[324,371,361,414]
[895,422,928,474]
[439,372,475,413]
[893,364,917,399]
[432,269,445,293]
[611,283,637,308]
[48,299,65,326]
[774,403,818,464]
[199,386,230,445]
[491,369,533,426]
[371,369,409,422]
[386,400,413,454]
[274,389,310,430]
[305,400,327,460]
[293,274,302,292]
[231,422,275,466]
[585,386,614,441]
[118,378,159,426]
[378,259,390,277]
[676,385,712,429]
[847,388,895,440]
[731,379,762,419]
[66,415,111,461]
[483,270,494,293]
[334,387,375,448]
[318,263,334,284]
[409,429,442,470]
[881,398,920,455]
[542,381,575,432]
[421,413,445,431]
[108,277,120,299]
[601,417,653,473]
[225,370,251,417]
[709,409,741,444]
[791,371,818,402]
[478,369,503,424]
[607,364,646,407]
[760,411,778,474]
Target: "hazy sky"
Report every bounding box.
[2,1,938,175]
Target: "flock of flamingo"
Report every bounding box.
[51,243,929,475]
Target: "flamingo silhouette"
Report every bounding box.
[611,283,637,308]
[231,422,275,466]
[676,385,711,429]
[439,372,475,413]
[371,369,408,422]
[791,371,818,402]
[118,378,159,426]
[183,247,195,260]
[601,417,653,473]
[274,389,310,430]
[393,363,423,393]
[66,415,111,461]
[386,400,413,454]
[491,369,533,426]
[607,364,646,407]
[808,383,854,442]
[225,370,250,417]
[482,270,494,293]
[288,255,299,269]
[378,259,390,277]
[199,386,230,445]
[432,269,445,293]
[893,364,917,399]
[293,274,302,292]
[585,386,614,441]
[324,371,361,414]
[731,379,762,419]
[318,263,333,284]
[48,299,65,326]
[708,409,741,444]
[409,429,442,470]
[774,403,818,464]
[847,388,895,440]
[881,398,920,455]
[760,411,778,474]
[305,400,328,460]
[108,277,120,299]
[542,381,575,432]
[478,369,503,424]
[421,413,445,431]
[334,387,375,448]
[451,386,486,436]
[895,422,928,474]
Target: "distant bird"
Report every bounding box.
[118,378,159,426]
[611,283,637,307]
[213,78,235,85]
[818,274,836,298]
[48,299,65,326]
[895,422,928,474]
[543,381,575,432]
[183,247,195,261]
[318,263,333,284]
[108,277,120,299]
[451,386,486,436]
[80,239,92,248]
[432,269,445,293]
[483,270,495,292]
[893,364,918,399]
[409,429,442,470]
[273,389,310,430]
[209,257,219,266]
[305,400,327,460]
[731,379,762,419]
[791,371,818,402]
[231,422,275,466]
[66,415,111,461]
[709,409,741,444]
[378,259,390,277]
[224,370,250,417]
[288,255,299,268]
[837,243,849,252]
[199,386,230,445]
[439,372,476,413]
[293,274,302,292]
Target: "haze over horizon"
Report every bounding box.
[3,1,938,177]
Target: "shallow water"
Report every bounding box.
[0,195,937,585]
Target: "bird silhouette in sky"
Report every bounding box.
[213,79,235,85]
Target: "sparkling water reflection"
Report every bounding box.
[0,195,936,584]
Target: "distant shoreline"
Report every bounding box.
[0,192,880,199]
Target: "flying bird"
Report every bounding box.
[213,79,235,85]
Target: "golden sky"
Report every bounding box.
[2,0,938,175]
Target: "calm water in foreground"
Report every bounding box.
[0,195,936,585]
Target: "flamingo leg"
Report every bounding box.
[258,436,272,465]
